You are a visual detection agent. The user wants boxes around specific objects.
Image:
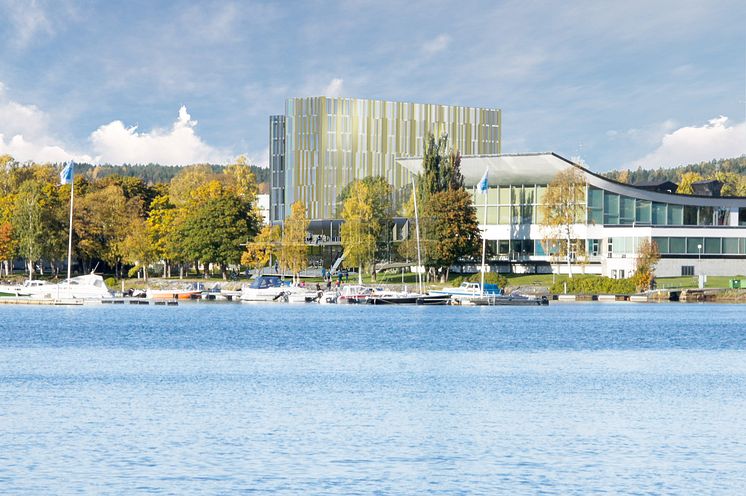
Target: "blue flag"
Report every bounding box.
[60,161,74,185]
[477,168,489,193]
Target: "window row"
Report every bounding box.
[588,187,732,226]
[652,237,746,255]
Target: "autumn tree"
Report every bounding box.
[540,167,587,278]
[341,181,377,283]
[12,183,45,278]
[677,172,704,194]
[241,224,280,275]
[337,176,395,259]
[146,195,180,277]
[121,217,157,281]
[0,222,17,276]
[281,201,309,284]
[632,239,661,292]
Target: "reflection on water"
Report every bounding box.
[1,303,745,493]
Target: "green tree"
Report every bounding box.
[281,201,309,284]
[540,167,586,278]
[176,194,259,280]
[341,181,377,283]
[423,189,480,282]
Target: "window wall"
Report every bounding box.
[587,186,733,226]
[652,237,746,255]
[472,184,547,225]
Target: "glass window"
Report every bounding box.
[487,187,499,204]
[536,185,547,203]
[588,187,603,208]
[669,237,685,254]
[704,238,721,254]
[652,202,667,225]
[723,238,739,254]
[687,237,704,254]
[652,237,669,253]
[698,207,714,226]
[498,206,510,224]
[588,208,603,225]
[486,206,498,224]
[636,200,652,223]
[587,239,600,256]
[604,193,619,224]
[739,208,746,226]
[620,196,635,224]
[475,206,486,223]
[534,240,546,256]
[716,208,729,225]
[498,240,510,254]
[498,186,511,204]
[667,204,683,225]
[511,185,523,204]
[683,206,698,225]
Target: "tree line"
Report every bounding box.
[0,154,261,280]
[605,156,746,196]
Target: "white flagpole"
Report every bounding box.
[411,177,423,295]
[480,184,487,296]
[66,168,74,283]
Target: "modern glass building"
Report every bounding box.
[398,153,746,277]
[270,97,501,222]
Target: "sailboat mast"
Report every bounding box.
[480,186,487,296]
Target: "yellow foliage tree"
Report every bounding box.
[632,238,661,292]
[280,201,309,284]
[242,224,280,275]
[341,181,377,284]
[676,172,703,194]
[540,167,586,278]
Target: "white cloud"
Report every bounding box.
[422,34,451,55]
[90,106,229,165]
[0,82,91,162]
[629,116,746,168]
[0,82,232,165]
[322,78,344,97]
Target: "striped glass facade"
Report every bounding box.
[271,96,501,221]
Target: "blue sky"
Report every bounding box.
[0,0,744,171]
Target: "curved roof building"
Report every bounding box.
[398,153,746,278]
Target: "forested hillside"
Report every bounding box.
[72,162,270,191]
[603,156,746,196]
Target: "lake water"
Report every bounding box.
[1,302,745,494]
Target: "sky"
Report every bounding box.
[0,0,744,172]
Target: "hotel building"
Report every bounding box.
[269,96,501,222]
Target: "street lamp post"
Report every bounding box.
[697,243,702,261]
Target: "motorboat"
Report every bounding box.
[457,291,549,306]
[146,282,204,300]
[0,279,49,297]
[318,290,338,304]
[430,281,501,298]
[287,290,318,303]
[366,288,451,305]
[24,273,113,300]
[240,275,291,302]
[337,285,374,304]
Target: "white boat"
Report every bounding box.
[26,273,112,300]
[0,279,50,297]
[318,290,338,304]
[337,285,374,304]
[240,275,290,302]
[430,281,501,298]
[146,282,204,300]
